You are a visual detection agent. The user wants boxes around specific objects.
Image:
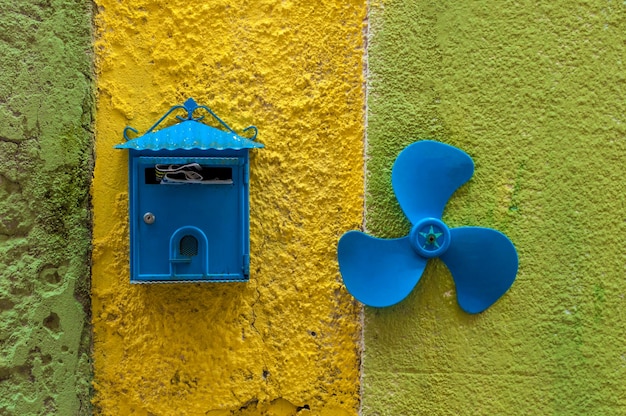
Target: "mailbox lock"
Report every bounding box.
[143,212,156,224]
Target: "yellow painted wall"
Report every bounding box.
[91,1,365,414]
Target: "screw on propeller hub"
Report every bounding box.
[409,218,450,258]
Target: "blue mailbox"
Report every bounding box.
[115,98,264,283]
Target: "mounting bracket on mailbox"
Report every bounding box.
[115,98,264,283]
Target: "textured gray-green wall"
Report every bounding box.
[0,1,93,414]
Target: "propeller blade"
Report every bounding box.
[392,140,474,223]
[440,227,518,314]
[337,231,428,307]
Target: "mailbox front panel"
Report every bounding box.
[129,156,249,282]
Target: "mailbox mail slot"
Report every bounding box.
[115,98,263,283]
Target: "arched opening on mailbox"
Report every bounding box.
[169,226,209,278]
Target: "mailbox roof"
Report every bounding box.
[115,120,264,151]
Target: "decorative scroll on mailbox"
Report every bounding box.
[115,98,264,283]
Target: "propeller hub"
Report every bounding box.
[409,218,451,258]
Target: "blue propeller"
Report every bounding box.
[337,140,518,313]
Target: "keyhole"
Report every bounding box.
[143,212,155,224]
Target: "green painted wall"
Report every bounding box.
[364,1,626,415]
[0,1,93,414]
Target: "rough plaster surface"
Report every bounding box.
[91,1,365,414]
[364,1,626,415]
[0,0,94,414]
